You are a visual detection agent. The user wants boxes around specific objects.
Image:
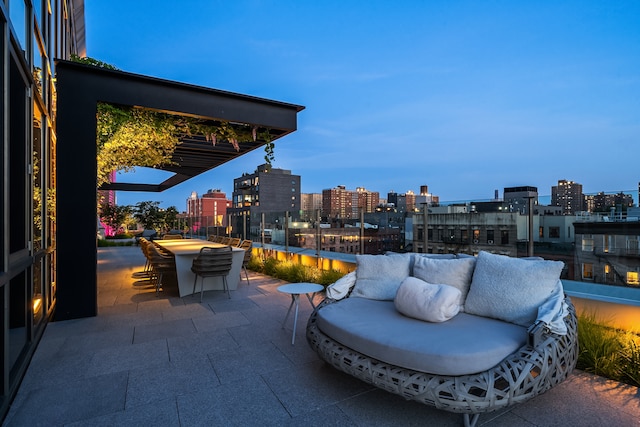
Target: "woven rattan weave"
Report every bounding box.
[306,296,578,427]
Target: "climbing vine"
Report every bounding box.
[70,55,275,188]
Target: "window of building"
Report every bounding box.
[582,263,594,280]
[539,226,544,238]
[549,227,560,238]
[627,271,639,286]
[501,230,509,244]
[604,235,612,253]
[627,238,639,255]
[461,229,468,242]
[487,229,494,244]
[582,236,594,252]
[448,228,454,241]
[473,229,480,241]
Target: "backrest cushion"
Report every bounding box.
[412,256,476,311]
[464,251,564,326]
[351,254,411,300]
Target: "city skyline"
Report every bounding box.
[84,1,640,209]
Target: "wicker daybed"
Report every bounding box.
[306,251,579,427]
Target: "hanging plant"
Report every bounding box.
[70,56,276,187]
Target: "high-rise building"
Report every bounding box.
[551,180,585,215]
[323,186,379,219]
[301,193,322,219]
[229,164,301,239]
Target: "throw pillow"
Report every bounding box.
[464,251,564,327]
[325,271,356,300]
[394,276,461,322]
[412,256,476,311]
[351,254,410,300]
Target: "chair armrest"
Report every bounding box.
[527,320,547,348]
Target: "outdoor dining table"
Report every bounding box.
[153,239,245,297]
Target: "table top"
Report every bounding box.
[277,283,325,295]
[154,239,243,255]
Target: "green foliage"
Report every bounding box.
[70,54,119,70]
[99,201,132,236]
[132,201,165,230]
[245,256,346,287]
[71,55,278,189]
[577,313,640,387]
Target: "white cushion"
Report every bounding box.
[464,251,564,327]
[351,254,411,300]
[412,256,476,311]
[316,298,527,376]
[325,271,356,300]
[394,277,460,322]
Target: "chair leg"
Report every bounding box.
[156,272,163,296]
[223,276,230,299]
[193,274,198,296]
[243,266,249,285]
[200,277,205,303]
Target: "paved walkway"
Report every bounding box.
[4,246,640,426]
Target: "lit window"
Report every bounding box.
[582,236,594,252]
[582,263,593,280]
[627,272,639,286]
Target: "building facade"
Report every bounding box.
[551,179,585,215]
[574,220,640,287]
[1,0,85,417]
[322,185,379,219]
[301,193,322,220]
[229,164,301,239]
[186,189,231,232]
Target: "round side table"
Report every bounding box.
[277,283,324,345]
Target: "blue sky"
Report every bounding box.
[84,1,640,210]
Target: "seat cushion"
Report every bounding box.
[316,297,527,376]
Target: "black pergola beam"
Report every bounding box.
[55,60,304,320]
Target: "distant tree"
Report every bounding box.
[133,201,165,230]
[163,206,179,230]
[99,201,132,236]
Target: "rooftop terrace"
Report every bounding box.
[3,246,640,426]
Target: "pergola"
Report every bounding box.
[55,60,304,320]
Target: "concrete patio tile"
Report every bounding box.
[510,371,640,426]
[135,297,184,312]
[132,317,197,344]
[16,351,95,393]
[56,326,135,357]
[190,310,251,332]
[101,309,163,328]
[3,371,128,426]
[207,297,260,313]
[125,358,220,409]
[66,398,180,426]
[282,406,357,426]
[176,376,291,426]
[167,328,239,362]
[207,341,293,384]
[98,302,139,316]
[336,387,461,427]
[86,339,169,377]
[159,302,214,322]
[40,316,110,339]
[260,359,375,417]
[225,316,293,347]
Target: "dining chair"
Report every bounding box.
[191,246,234,302]
[147,243,176,295]
[238,239,253,284]
[161,233,183,239]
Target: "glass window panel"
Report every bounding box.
[10,0,28,56]
[33,33,43,97]
[9,57,28,254]
[33,103,43,251]
[9,271,28,380]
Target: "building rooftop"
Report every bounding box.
[3,246,640,426]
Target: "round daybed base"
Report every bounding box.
[306,297,578,427]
